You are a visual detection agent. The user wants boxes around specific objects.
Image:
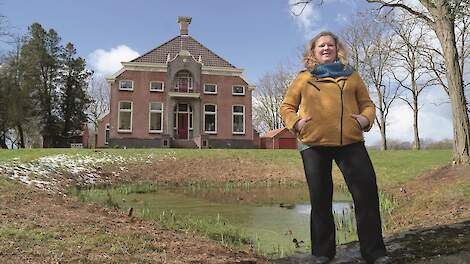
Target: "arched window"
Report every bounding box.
[175,70,193,92]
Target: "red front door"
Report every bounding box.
[178,113,188,139]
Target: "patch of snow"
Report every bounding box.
[0,152,159,193]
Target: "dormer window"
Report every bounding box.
[232,85,245,95]
[119,80,134,91]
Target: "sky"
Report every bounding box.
[0,0,454,144]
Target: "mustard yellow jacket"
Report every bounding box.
[280,70,375,146]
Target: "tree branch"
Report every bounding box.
[366,0,434,25]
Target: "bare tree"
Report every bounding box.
[253,66,294,134]
[291,0,470,163]
[0,15,11,43]
[342,13,400,150]
[388,14,437,150]
[365,0,470,164]
[87,72,110,131]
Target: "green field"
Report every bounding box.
[0,148,452,188]
[1,147,466,261]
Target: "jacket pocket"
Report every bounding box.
[353,118,363,131]
[298,121,323,143]
[344,116,364,141]
[298,121,311,137]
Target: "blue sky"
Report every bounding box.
[0,0,454,143]
[0,0,368,81]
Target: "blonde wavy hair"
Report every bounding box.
[304,31,349,70]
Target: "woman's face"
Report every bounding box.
[314,35,337,64]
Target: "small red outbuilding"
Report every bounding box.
[260,127,297,149]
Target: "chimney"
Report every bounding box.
[177,16,192,36]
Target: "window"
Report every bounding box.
[150,81,164,92]
[119,80,134,91]
[232,85,245,95]
[149,102,163,133]
[232,105,245,134]
[105,124,110,145]
[204,104,217,133]
[204,83,217,94]
[189,105,193,130]
[118,101,132,132]
[175,71,193,92]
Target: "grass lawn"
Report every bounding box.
[1,147,468,263]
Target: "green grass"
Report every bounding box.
[0,148,94,162]
[1,148,452,194]
[0,226,55,242]
[2,147,461,261]
[0,225,167,262]
[461,181,470,198]
[370,149,452,188]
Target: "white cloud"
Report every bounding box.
[87,45,139,76]
[365,88,453,146]
[288,0,323,39]
[335,13,349,24]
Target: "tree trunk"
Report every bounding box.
[17,123,25,148]
[435,15,470,164]
[0,132,8,149]
[380,118,387,150]
[413,99,420,150]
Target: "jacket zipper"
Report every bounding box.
[317,78,346,145]
[338,81,345,145]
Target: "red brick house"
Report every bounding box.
[260,127,297,149]
[96,17,255,148]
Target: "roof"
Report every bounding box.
[131,35,236,68]
[261,127,290,138]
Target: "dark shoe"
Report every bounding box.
[373,256,392,264]
[313,256,331,264]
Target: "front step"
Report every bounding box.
[172,139,198,149]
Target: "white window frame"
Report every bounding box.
[118,101,133,133]
[149,81,164,92]
[232,85,245,96]
[203,83,217,94]
[173,104,193,131]
[203,104,217,134]
[149,102,164,133]
[232,104,245,134]
[105,123,110,145]
[119,80,134,91]
[175,76,193,91]
[189,105,193,130]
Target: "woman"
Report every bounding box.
[280,32,391,264]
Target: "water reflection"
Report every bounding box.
[294,202,353,215]
[77,184,357,259]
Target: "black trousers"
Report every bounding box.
[300,141,386,263]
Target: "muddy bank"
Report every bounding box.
[275,220,470,263]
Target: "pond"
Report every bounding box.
[74,184,358,259]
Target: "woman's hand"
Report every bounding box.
[295,117,312,132]
[351,114,369,129]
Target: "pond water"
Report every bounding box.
[75,184,358,258]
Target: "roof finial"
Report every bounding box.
[177,16,192,36]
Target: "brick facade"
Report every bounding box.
[97,17,255,148]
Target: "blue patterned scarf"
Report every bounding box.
[310,59,354,78]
